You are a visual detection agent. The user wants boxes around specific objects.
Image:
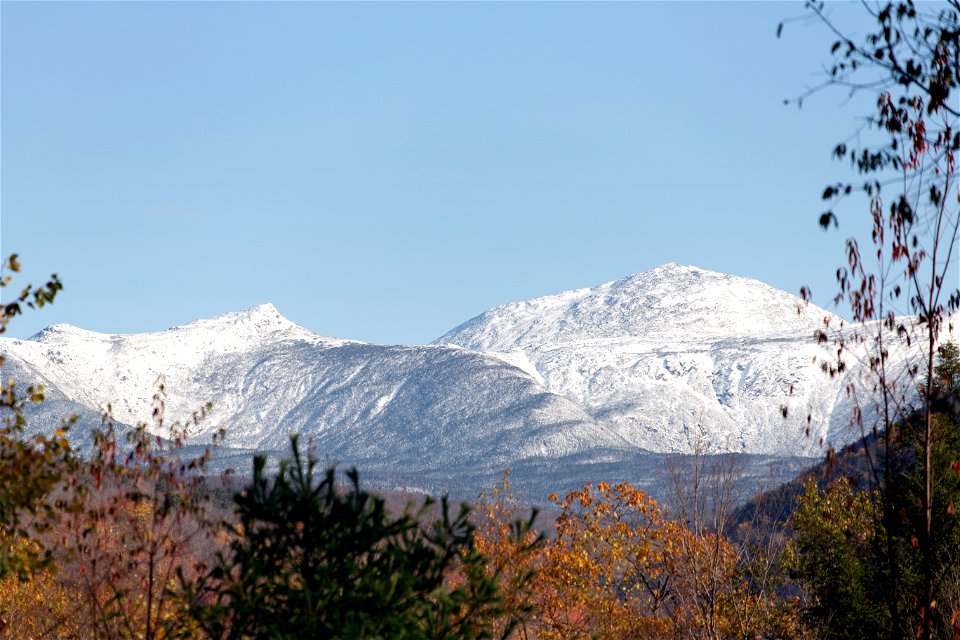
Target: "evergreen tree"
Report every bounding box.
[182,436,536,640]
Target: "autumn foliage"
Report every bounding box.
[472,475,802,640]
[0,379,225,640]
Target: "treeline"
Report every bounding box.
[1,343,958,639]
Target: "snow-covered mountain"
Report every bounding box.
[1,304,628,472]
[436,263,951,457]
[1,264,951,501]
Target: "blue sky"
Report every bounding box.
[2,2,893,344]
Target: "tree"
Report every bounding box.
[473,469,804,640]
[666,448,803,640]
[0,254,71,582]
[783,2,960,637]
[182,436,532,640]
[0,544,83,639]
[530,481,676,640]
[932,341,960,410]
[790,478,889,639]
[470,472,542,639]
[790,345,960,639]
[53,382,222,640]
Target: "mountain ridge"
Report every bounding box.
[3,263,950,501]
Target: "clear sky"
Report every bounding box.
[1,2,902,344]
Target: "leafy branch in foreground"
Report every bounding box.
[784,2,959,637]
[0,254,72,581]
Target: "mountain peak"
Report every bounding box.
[20,303,358,354]
[650,261,696,272]
[609,263,714,290]
[206,303,284,325]
[245,302,280,316]
[28,323,99,342]
[168,302,306,341]
[437,265,837,351]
